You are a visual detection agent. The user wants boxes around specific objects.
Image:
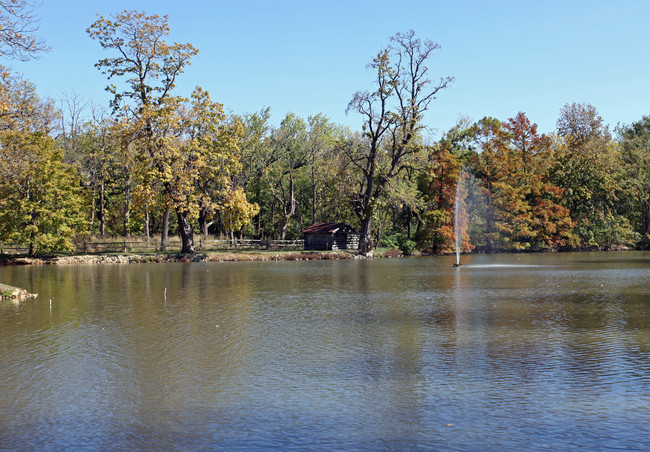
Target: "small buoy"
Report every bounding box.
[215,324,220,328]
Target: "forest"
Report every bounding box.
[0,8,649,257]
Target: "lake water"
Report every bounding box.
[1,251,649,450]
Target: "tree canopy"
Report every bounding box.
[0,14,647,256]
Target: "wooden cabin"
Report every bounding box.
[303,222,359,251]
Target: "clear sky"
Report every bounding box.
[8,0,650,137]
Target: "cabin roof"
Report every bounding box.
[303,222,357,234]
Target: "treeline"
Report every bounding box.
[0,9,648,256]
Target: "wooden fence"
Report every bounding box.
[0,239,304,255]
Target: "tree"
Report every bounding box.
[552,103,634,247]
[221,187,259,243]
[0,68,56,132]
[469,117,529,251]
[264,113,309,239]
[503,112,575,248]
[617,116,650,245]
[416,121,473,253]
[0,0,48,61]
[465,114,576,252]
[88,10,197,114]
[88,10,205,253]
[0,131,86,256]
[346,30,452,255]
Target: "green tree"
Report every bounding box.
[236,108,275,237]
[617,116,650,245]
[552,103,635,247]
[0,131,86,256]
[264,113,309,239]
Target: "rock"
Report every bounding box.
[0,283,38,300]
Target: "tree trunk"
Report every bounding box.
[311,165,317,225]
[90,173,96,232]
[160,207,170,251]
[644,199,650,237]
[279,220,288,241]
[176,209,195,254]
[359,217,373,256]
[123,176,131,237]
[144,202,150,243]
[198,207,213,238]
[99,177,105,237]
[279,170,297,240]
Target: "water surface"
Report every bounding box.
[1,252,649,450]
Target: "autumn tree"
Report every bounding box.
[0,73,86,255]
[416,121,474,253]
[465,113,575,252]
[89,10,242,253]
[468,117,524,251]
[346,30,452,255]
[503,112,575,248]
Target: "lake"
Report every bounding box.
[1,251,649,450]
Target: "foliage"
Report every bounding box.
[551,103,631,248]
[0,131,86,255]
[381,232,416,256]
[88,10,256,253]
[0,16,647,256]
[221,187,259,233]
[87,10,197,113]
[416,121,474,253]
[617,115,650,245]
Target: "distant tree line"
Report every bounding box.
[0,7,648,256]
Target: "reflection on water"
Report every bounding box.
[0,251,649,450]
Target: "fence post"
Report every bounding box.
[124,241,127,253]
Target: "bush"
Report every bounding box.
[380,233,416,256]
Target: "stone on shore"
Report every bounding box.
[0,283,38,300]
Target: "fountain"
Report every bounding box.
[453,171,465,267]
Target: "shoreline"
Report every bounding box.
[0,250,369,266]
[0,245,643,267]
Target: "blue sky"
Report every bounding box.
[8,0,650,137]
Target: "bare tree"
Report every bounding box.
[346,30,453,255]
[0,0,48,61]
